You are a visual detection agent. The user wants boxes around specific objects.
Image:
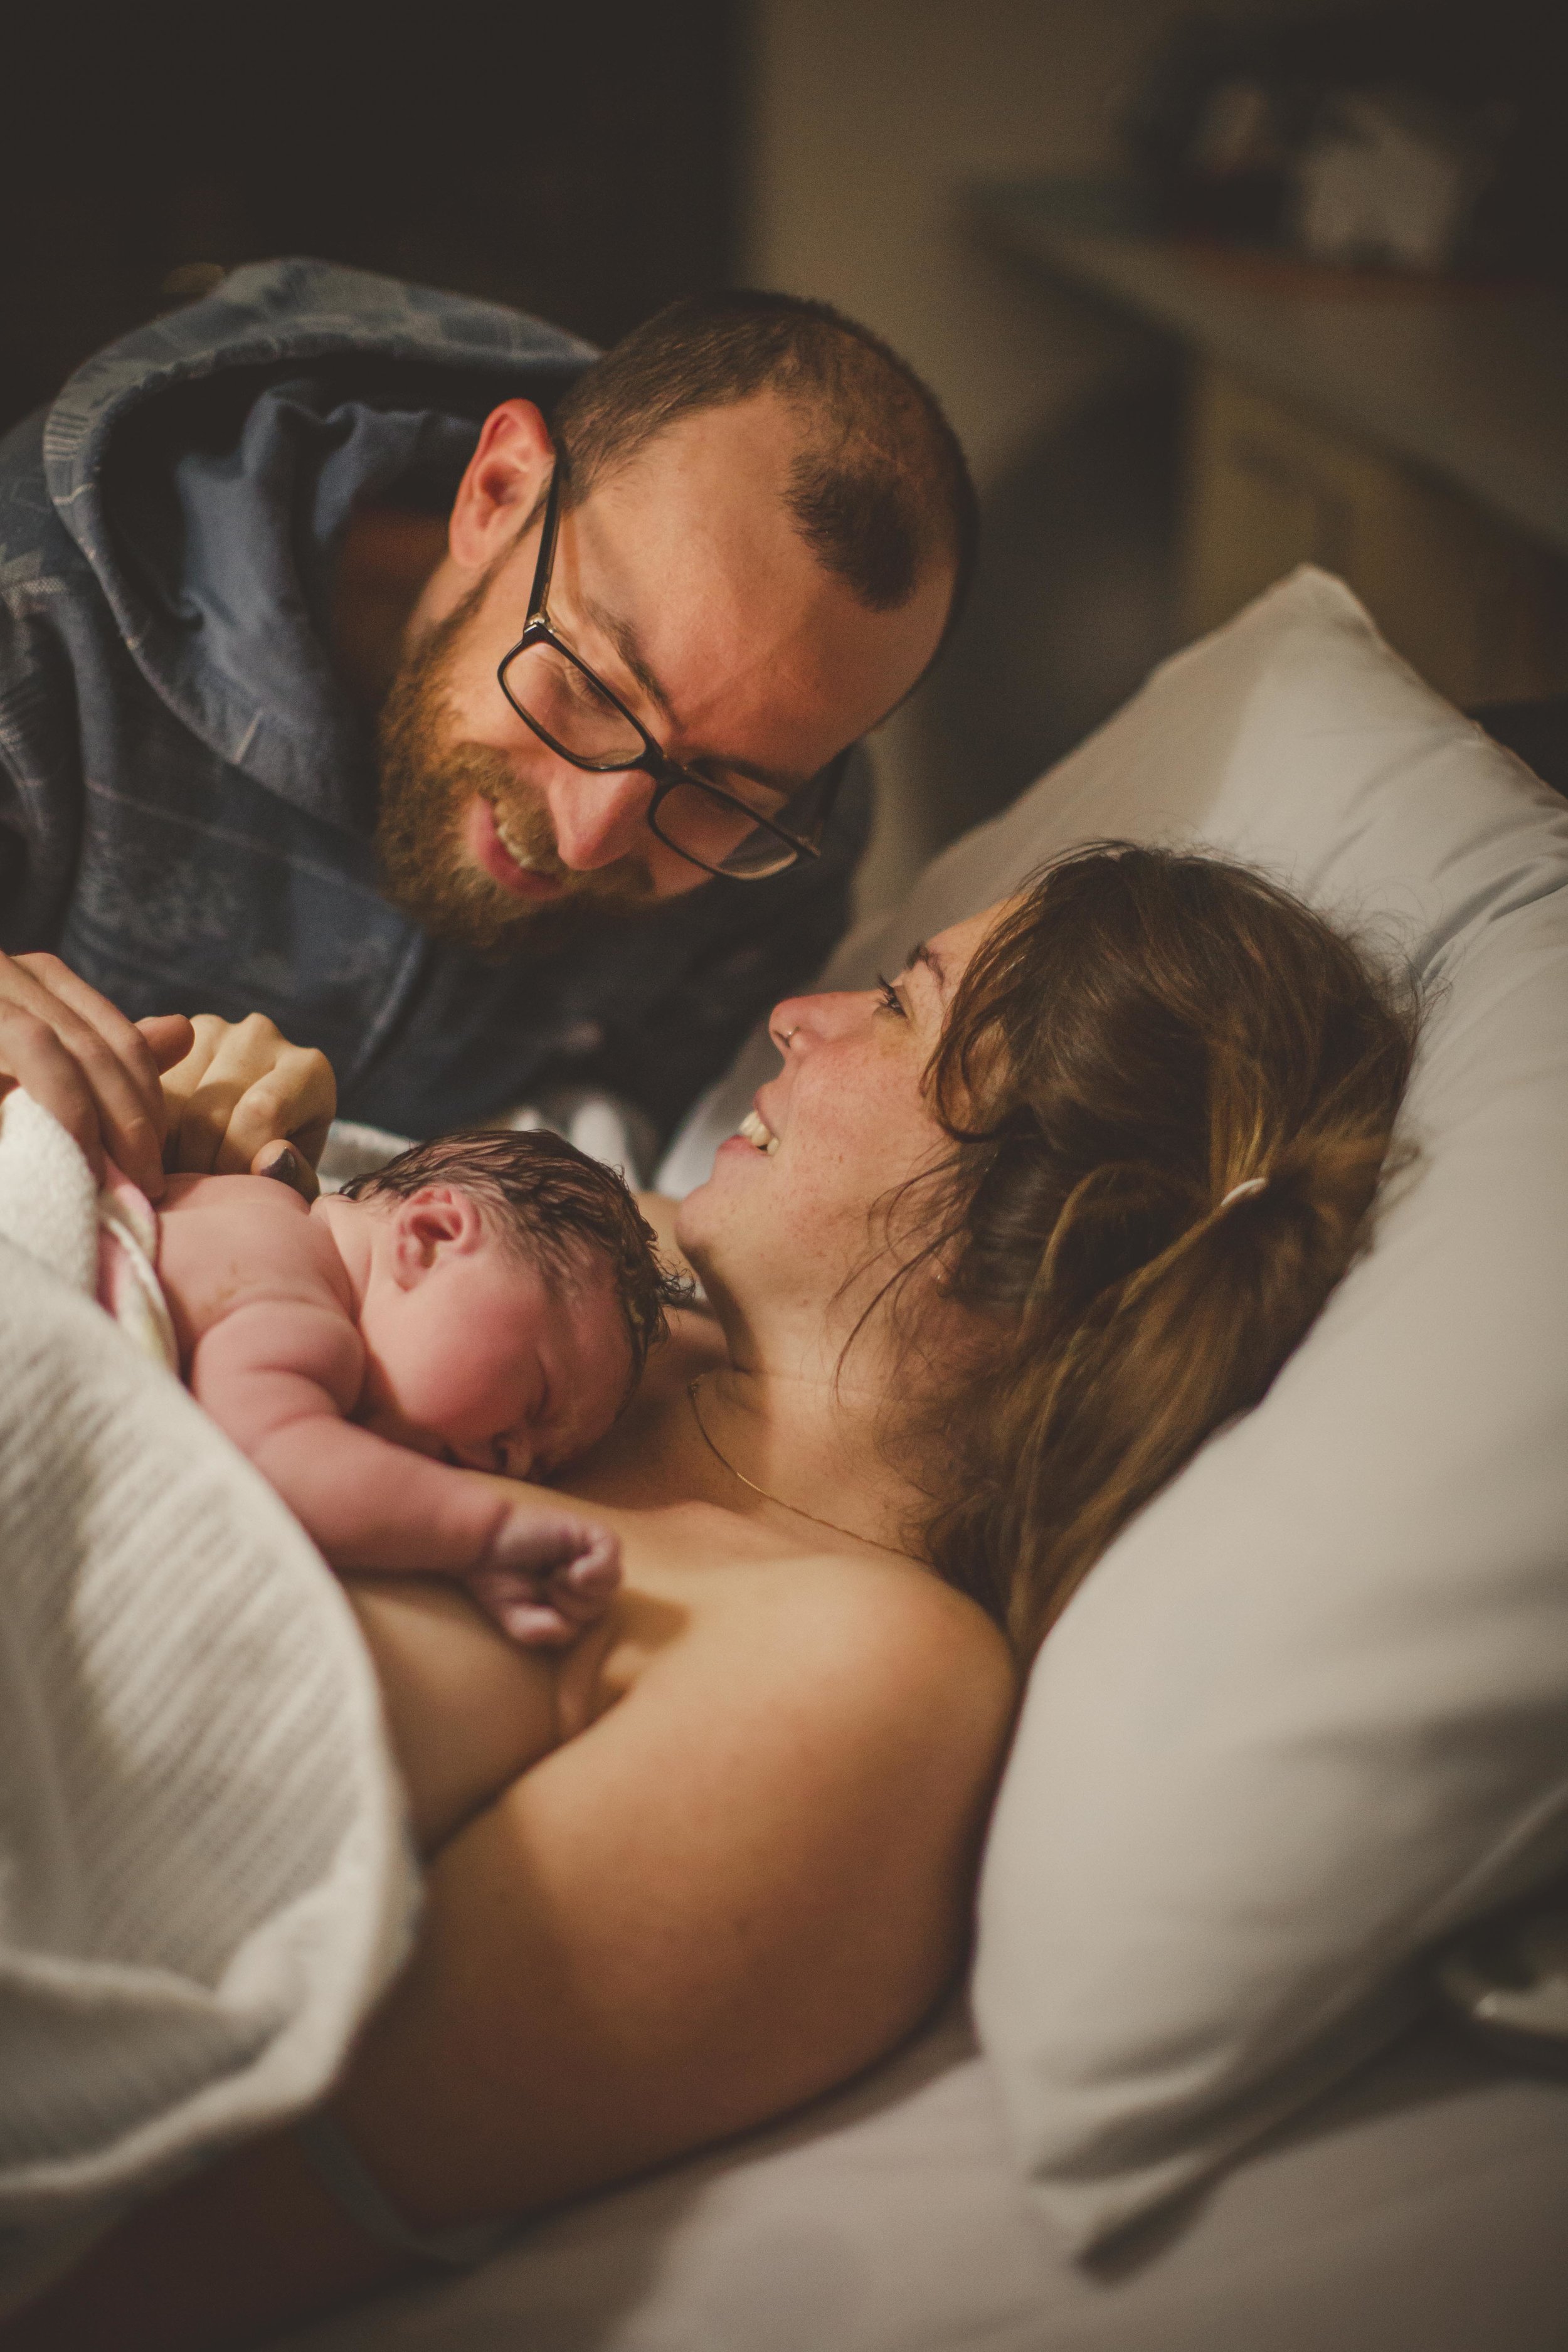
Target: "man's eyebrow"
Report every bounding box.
[580,593,674,721]
[577,592,805,799]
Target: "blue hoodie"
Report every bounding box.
[0,258,867,1142]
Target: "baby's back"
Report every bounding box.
[155,1173,354,1372]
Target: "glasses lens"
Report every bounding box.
[653,778,799,878]
[503,639,645,765]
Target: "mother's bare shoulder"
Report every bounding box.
[628,1539,1019,1801]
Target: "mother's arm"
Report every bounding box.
[4,1566,1014,2351]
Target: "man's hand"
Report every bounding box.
[0,949,191,1197]
[0,956,337,1202]
[161,1012,336,1186]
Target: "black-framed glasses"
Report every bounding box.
[495,465,845,881]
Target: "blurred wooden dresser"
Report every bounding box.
[975,180,1568,707]
[1183,360,1568,705]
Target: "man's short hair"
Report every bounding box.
[339,1128,691,1382]
[551,289,978,647]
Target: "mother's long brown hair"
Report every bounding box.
[896,844,1420,1656]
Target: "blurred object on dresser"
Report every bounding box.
[1120,3,1565,290]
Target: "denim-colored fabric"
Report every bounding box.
[0,258,868,1142]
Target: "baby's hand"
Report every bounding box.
[463,1505,622,1649]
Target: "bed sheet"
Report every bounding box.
[273,2001,1568,2352]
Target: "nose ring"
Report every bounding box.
[780,1025,798,1047]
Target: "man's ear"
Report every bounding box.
[447,400,554,574]
[389,1185,487,1285]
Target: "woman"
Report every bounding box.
[1,845,1418,2349]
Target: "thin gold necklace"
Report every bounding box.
[686,1375,893,1552]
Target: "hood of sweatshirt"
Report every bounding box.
[43,256,596,833]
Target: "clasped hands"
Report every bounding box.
[0,950,335,1198]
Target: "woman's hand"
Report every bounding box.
[161,1013,336,1194]
[0,949,192,1198]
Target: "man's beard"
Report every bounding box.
[375,573,657,959]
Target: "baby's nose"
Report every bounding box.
[490,1431,537,1481]
[443,1437,506,1475]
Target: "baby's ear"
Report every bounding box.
[390,1184,487,1279]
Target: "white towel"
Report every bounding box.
[0,1089,177,1370]
[0,1098,419,2315]
[0,1085,99,1291]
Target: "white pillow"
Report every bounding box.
[660,567,1568,2252]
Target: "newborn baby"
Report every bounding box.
[155,1129,684,1644]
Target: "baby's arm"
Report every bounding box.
[189,1299,618,1642]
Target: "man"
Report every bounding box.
[0,258,973,1167]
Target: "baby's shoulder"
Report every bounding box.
[161,1172,317,1222]
[158,1174,352,1322]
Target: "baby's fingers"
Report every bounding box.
[469,1514,622,1647]
[554,1527,623,1615]
[464,1569,578,1650]
[491,1507,621,1582]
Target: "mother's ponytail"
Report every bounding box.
[908,847,1419,1655]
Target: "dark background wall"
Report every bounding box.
[4,1,1558,917]
[0,1,739,435]
[746,0,1565,911]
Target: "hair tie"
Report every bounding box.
[1218,1176,1268,1212]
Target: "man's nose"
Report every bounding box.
[539,763,652,871]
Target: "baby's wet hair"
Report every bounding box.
[339,1130,691,1382]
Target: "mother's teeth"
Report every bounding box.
[738,1110,780,1155]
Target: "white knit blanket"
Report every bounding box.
[0,1096,418,2312]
